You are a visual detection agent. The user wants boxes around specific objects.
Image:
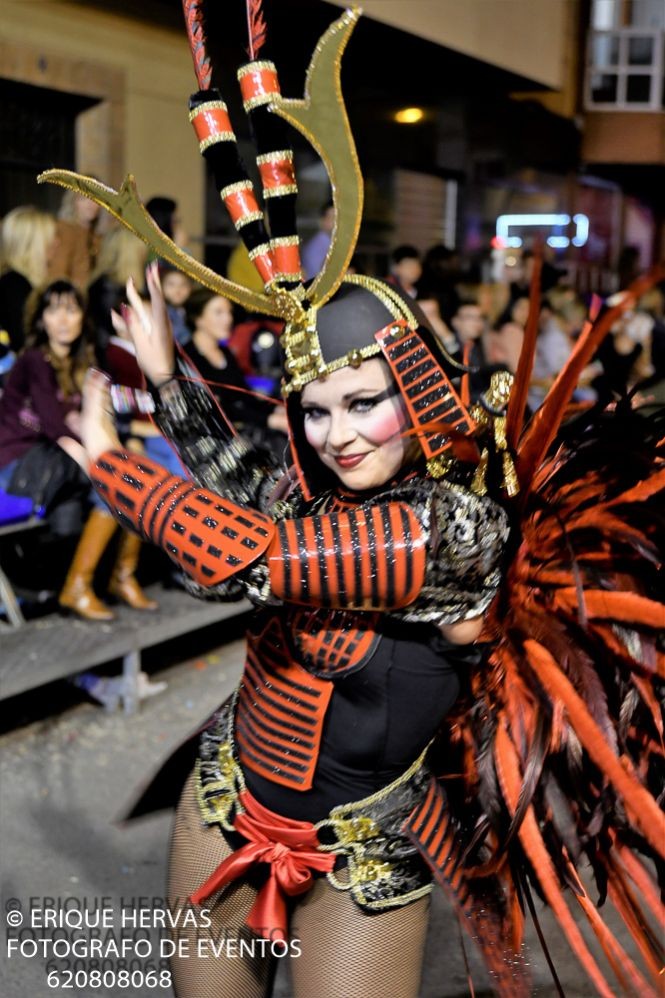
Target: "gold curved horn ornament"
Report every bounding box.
[269,8,363,307]
[37,170,282,316]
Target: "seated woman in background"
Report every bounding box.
[183,287,247,403]
[160,264,192,345]
[0,279,155,619]
[183,285,289,451]
[0,279,93,539]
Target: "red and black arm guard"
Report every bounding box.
[92,451,427,609]
[91,451,275,587]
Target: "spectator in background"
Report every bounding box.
[485,316,524,377]
[419,244,460,323]
[145,196,189,259]
[451,298,488,364]
[595,297,662,400]
[387,245,422,299]
[183,288,249,418]
[0,279,158,619]
[416,296,459,356]
[497,295,530,331]
[160,265,193,345]
[185,287,289,448]
[450,296,501,401]
[87,227,147,354]
[0,280,94,542]
[301,201,334,280]
[0,206,56,352]
[528,297,575,410]
[48,189,102,289]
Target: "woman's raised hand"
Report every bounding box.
[121,261,176,386]
[81,369,121,463]
[59,369,121,471]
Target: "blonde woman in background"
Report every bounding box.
[87,226,147,353]
[0,206,56,351]
[48,189,103,290]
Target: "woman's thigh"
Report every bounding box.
[167,770,274,998]
[289,875,430,998]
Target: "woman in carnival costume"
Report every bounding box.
[44,3,665,996]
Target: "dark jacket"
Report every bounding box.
[0,270,32,353]
[0,349,80,467]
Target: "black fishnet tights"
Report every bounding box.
[168,771,430,998]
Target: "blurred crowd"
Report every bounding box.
[1,192,664,630]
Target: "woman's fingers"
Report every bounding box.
[81,369,121,462]
[57,436,88,473]
[146,261,172,333]
[126,277,151,334]
[144,261,176,382]
[110,308,128,337]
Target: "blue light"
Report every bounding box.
[496,213,589,249]
[547,236,570,249]
[572,214,589,248]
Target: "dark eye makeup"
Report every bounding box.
[302,382,398,419]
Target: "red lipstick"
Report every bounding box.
[333,453,368,469]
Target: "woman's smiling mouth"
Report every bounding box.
[332,452,370,469]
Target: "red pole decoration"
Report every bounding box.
[221,181,264,231]
[238,62,280,112]
[189,101,235,152]
[505,250,542,450]
[272,237,302,283]
[256,151,298,199]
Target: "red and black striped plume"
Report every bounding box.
[237,0,303,286]
[182,0,280,289]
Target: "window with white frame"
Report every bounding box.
[586,0,664,110]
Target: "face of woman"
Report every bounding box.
[41,293,83,354]
[74,194,100,226]
[198,296,233,341]
[511,297,530,328]
[300,358,411,490]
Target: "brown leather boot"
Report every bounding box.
[59,509,117,620]
[108,531,158,611]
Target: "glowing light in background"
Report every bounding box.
[495,213,590,249]
[394,107,425,124]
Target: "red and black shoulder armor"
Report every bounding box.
[268,504,426,610]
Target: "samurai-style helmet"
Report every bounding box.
[39,2,475,489]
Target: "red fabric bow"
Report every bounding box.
[190,789,335,940]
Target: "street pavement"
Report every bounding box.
[0,629,644,997]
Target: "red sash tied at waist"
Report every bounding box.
[189,789,335,941]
